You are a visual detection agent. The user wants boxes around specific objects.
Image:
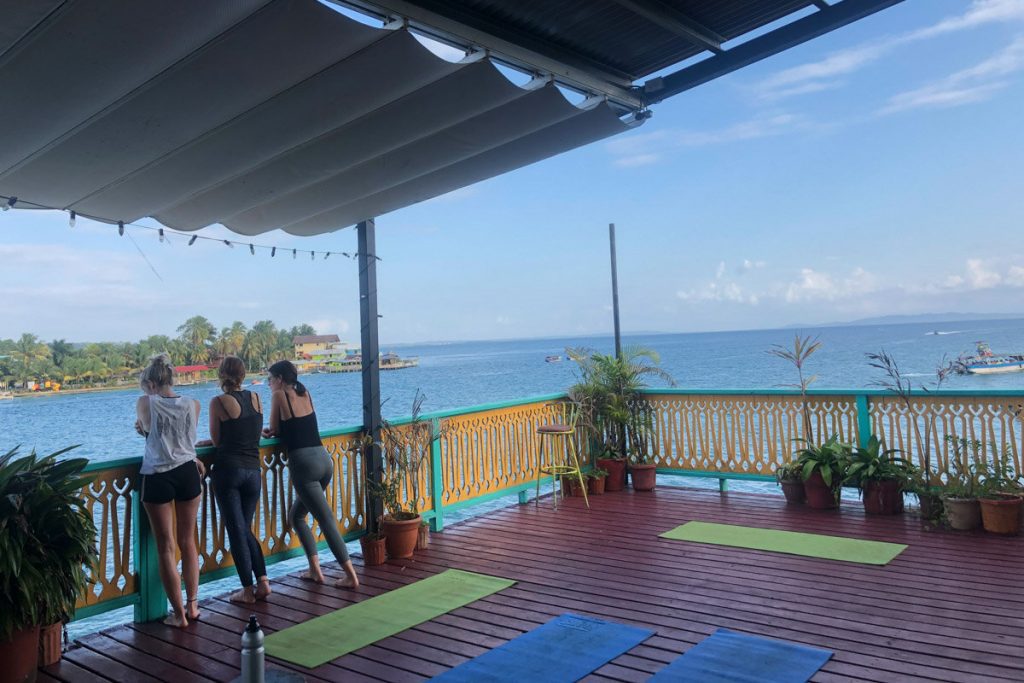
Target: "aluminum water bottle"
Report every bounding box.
[241,615,265,683]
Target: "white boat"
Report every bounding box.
[963,342,1024,375]
[545,355,562,363]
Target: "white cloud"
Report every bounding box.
[757,0,1024,101]
[741,259,766,271]
[715,261,726,279]
[784,266,879,303]
[880,36,1024,114]
[308,318,351,336]
[966,258,1003,288]
[1006,265,1024,285]
[614,153,661,168]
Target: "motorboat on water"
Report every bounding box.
[545,355,562,363]
[960,342,1024,375]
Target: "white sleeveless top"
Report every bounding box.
[141,394,198,475]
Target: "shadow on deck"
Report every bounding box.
[41,485,1024,682]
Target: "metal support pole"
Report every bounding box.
[358,219,384,534]
[609,223,622,360]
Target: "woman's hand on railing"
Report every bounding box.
[195,459,207,478]
[261,427,275,438]
[195,439,213,448]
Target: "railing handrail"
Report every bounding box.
[641,387,1024,397]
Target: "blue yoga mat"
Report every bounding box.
[431,613,653,682]
[650,629,833,683]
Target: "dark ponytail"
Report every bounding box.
[268,360,307,396]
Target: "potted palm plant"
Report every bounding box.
[776,460,805,505]
[795,436,851,509]
[1,446,97,679]
[845,435,916,515]
[567,346,674,492]
[942,437,981,531]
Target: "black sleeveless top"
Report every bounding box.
[279,391,322,450]
[215,391,262,471]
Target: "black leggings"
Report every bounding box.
[211,467,267,587]
[287,446,350,564]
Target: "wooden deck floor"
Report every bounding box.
[42,485,1024,682]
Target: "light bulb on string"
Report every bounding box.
[69,210,76,228]
[249,244,255,255]
[292,249,297,259]
[271,247,276,257]
[324,252,330,260]
[188,235,198,246]
[158,228,165,243]
[224,240,233,248]
[3,197,17,211]
[310,251,315,261]
[118,221,124,236]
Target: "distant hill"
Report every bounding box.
[785,313,1024,328]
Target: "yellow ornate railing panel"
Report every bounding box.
[77,464,137,611]
[870,395,1023,483]
[438,400,560,505]
[645,393,859,475]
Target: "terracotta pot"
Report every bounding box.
[359,534,387,566]
[587,475,606,496]
[562,476,586,497]
[0,625,39,683]
[38,622,63,667]
[779,479,805,505]
[381,515,421,560]
[979,495,1021,536]
[416,524,430,551]
[598,458,626,492]
[629,463,657,492]
[863,479,904,515]
[943,496,981,530]
[803,470,839,509]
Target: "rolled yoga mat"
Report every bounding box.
[431,613,654,682]
[660,521,906,565]
[650,628,833,682]
[264,569,515,668]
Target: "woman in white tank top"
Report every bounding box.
[134,354,203,628]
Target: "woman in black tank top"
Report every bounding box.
[264,360,360,590]
[196,356,270,603]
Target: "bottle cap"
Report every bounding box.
[246,615,260,632]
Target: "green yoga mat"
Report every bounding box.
[660,521,906,565]
[264,569,515,668]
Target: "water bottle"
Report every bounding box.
[240,615,265,683]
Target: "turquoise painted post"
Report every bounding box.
[855,394,872,449]
[429,418,444,532]
[132,493,166,622]
[518,490,529,504]
[719,478,729,493]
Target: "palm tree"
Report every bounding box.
[244,320,278,371]
[14,333,51,381]
[768,334,822,443]
[49,339,75,369]
[177,315,216,364]
[217,321,248,357]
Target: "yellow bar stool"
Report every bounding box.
[534,402,589,510]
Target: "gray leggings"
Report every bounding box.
[286,446,350,564]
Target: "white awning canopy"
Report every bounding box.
[0,0,640,235]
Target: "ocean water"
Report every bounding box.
[3,318,1024,462]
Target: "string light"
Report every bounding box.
[1,194,356,262]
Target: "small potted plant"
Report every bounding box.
[585,466,608,495]
[795,436,851,509]
[416,521,431,551]
[776,459,805,505]
[596,444,627,492]
[942,437,981,531]
[0,446,97,677]
[976,443,1022,536]
[628,446,657,492]
[359,531,387,566]
[844,435,915,515]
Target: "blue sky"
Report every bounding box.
[2,0,1023,344]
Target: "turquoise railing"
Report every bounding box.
[73,388,1023,623]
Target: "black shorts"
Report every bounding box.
[140,461,202,504]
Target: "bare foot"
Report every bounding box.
[300,570,325,584]
[228,588,255,604]
[334,576,359,589]
[186,598,201,620]
[163,612,188,628]
[255,579,272,600]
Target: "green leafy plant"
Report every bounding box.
[582,466,608,480]
[567,345,674,462]
[775,459,803,483]
[0,445,97,638]
[943,436,981,499]
[364,390,448,521]
[768,334,822,443]
[844,435,917,493]
[975,441,1020,499]
[795,435,852,488]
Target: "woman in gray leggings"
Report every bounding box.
[263,360,359,589]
